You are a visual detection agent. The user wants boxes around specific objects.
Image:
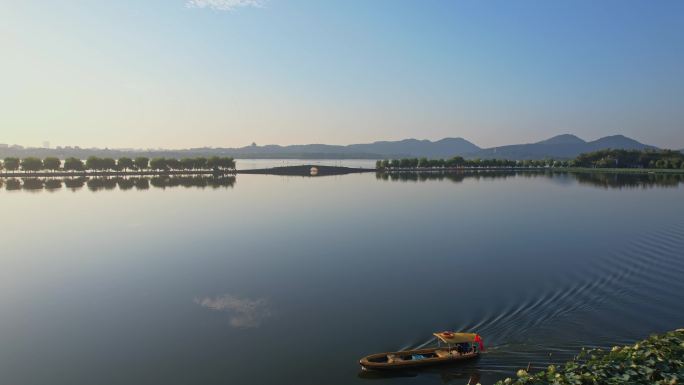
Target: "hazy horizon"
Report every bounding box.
[2,1,683,149]
[0,132,674,151]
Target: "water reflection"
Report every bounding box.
[4,172,681,192]
[376,170,684,189]
[572,172,684,189]
[1,166,683,385]
[1,175,236,192]
[357,365,482,384]
[194,294,273,328]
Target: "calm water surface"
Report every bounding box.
[1,170,683,385]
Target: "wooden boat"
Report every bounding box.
[359,331,484,371]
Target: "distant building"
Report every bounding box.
[0,143,8,149]
[43,141,50,149]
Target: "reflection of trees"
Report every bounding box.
[377,170,534,183]
[22,178,44,190]
[117,178,136,190]
[64,177,87,190]
[44,179,63,190]
[148,175,237,189]
[134,178,150,190]
[87,178,117,191]
[376,170,684,189]
[5,179,21,190]
[573,172,684,189]
[2,175,236,192]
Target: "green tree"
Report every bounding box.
[194,157,207,170]
[86,156,102,170]
[181,158,196,170]
[43,157,61,172]
[166,158,181,170]
[3,157,20,171]
[134,157,149,170]
[669,159,680,169]
[205,156,233,170]
[150,158,167,170]
[118,157,134,171]
[452,156,465,167]
[64,157,84,172]
[206,156,221,170]
[101,158,116,171]
[21,157,43,172]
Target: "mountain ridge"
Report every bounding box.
[473,134,657,160]
[0,134,662,160]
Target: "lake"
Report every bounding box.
[1,169,683,385]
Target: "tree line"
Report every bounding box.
[573,149,684,169]
[377,149,684,170]
[0,156,236,173]
[376,157,556,169]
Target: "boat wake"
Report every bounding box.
[412,221,684,373]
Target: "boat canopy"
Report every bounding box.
[433,332,479,344]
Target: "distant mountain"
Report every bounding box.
[0,138,481,160]
[0,134,660,160]
[535,134,586,145]
[347,138,480,159]
[587,135,653,151]
[472,134,657,160]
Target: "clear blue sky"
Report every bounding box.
[1,0,682,149]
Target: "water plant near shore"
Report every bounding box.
[496,330,684,385]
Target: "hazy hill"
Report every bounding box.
[0,138,481,160]
[535,134,586,145]
[473,134,656,160]
[587,134,655,150]
[347,138,480,158]
[0,134,659,160]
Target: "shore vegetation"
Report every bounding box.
[377,149,684,171]
[495,329,684,385]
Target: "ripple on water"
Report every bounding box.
[411,222,684,375]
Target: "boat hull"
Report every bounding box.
[359,347,478,371]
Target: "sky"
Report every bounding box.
[1,0,683,149]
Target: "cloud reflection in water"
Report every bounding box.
[194,294,273,328]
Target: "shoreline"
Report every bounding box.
[496,329,684,385]
[2,166,684,178]
[378,167,684,174]
[0,170,235,178]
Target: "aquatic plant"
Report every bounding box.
[496,330,684,385]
